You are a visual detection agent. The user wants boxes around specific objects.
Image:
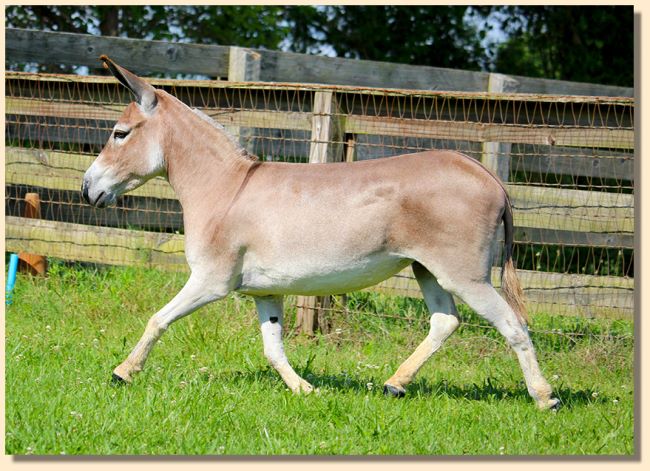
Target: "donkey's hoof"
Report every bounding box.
[295,379,314,394]
[111,373,129,385]
[538,397,561,411]
[383,384,406,398]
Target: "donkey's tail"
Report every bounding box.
[501,198,529,326]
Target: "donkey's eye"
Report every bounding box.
[113,129,130,140]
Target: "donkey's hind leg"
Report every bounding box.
[383,262,460,397]
[454,280,559,410]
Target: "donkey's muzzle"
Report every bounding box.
[81,178,108,208]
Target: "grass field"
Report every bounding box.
[5,262,635,456]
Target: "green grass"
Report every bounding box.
[5,262,635,456]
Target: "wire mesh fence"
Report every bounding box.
[5,71,635,327]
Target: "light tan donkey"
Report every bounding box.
[81,56,558,409]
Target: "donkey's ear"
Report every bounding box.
[100,55,157,112]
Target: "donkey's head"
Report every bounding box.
[82,56,167,208]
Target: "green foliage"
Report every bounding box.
[490,6,634,87]
[5,263,634,455]
[5,5,633,85]
[5,6,289,48]
[286,6,487,70]
[5,5,488,70]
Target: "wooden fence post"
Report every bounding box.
[307,90,344,163]
[481,73,519,181]
[227,46,261,155]
[18,192,48,275]
[345,133,357,163]
[296,90,344,335]
[482,73,519,265]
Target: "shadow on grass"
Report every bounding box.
[409,379,609,409]
[212,368,372,393]
[211,368,608,409]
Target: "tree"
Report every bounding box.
[488,6,633,87]
[5,5,634,86]
[5,6,289,48]
[6,5,489,69]
[285,6,489,70]
[5,5,291,75]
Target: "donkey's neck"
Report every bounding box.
[189,108,254,162]
[164,105,257,220]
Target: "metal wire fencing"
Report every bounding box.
[5,71,634,325]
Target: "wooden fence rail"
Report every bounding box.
[5,146,634,246]
[5,216,634,320]
[6,28,634,97]
[4,71,635,323]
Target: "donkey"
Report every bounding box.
[82,56,558,409]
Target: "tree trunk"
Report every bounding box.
[99,7,120,37]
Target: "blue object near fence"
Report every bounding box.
[6,253,19,306]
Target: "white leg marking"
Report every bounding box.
[255,295,313,394]
[113,273,225,382]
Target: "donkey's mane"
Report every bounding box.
[190,108,258,161]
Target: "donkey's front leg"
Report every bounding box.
[254,295,314,394]
[113,273,225,383]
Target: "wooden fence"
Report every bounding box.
[4,70,635,322]
[6,28,633,97]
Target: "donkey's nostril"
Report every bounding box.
[81,180,90,204]
[95,191,107,208]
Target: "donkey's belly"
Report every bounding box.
[237,253,412,296]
